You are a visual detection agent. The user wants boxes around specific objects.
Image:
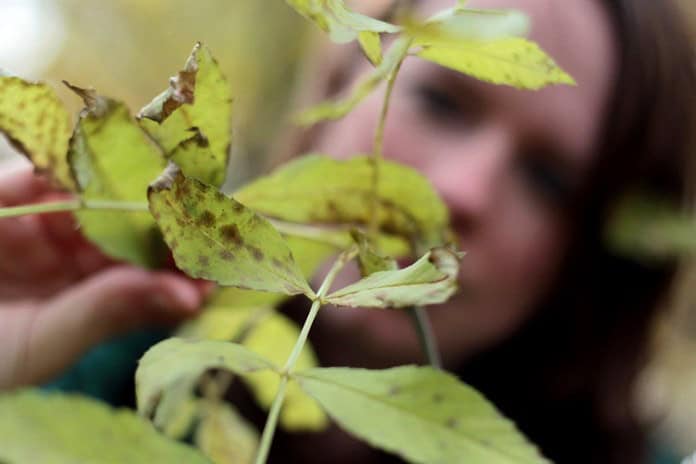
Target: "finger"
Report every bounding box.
[3,266,206,388]
[0,158,53,206]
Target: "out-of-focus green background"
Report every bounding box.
[0,0,309,185]
[1,0,696,461]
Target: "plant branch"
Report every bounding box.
[0,199,149,219]
[254,247,357,464]
[409,306,442,369]
[368,40,411,239]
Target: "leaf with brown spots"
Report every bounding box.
[0,76,75,190]
[325,247,461,308]
[138,43,232,187]
[148,164,313,296]
[295,366,549,463]
[67,84,166,267]
[235,154,452,251]
[136,337,277,419]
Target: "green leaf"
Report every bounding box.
[286,0,399,44]
[152,378,200,439]
[148,164,313,296]
[0,390,211,464]
[235,154,450,250]
[295,366,549,464]
[168,128,222,185]
[358,31,383,66]
[351,229,397,276]
[0,77,75,190]
[326,247,460,308]
[407,7,529,43]
[295,36,411,126]
[416,37,575,90]
[242,311,328,431]
[195,402,259,464]
[178,304,328,432]
[607,193,696,258]
[136,337,277,419]
[139,43,232,187]
[66,83,165,267]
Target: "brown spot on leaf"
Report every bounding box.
[445,417,459,429]
[198,255,209,266]
[220,224,243,246]
[432,393,444,403]
[197,210,215,227]
[219,250,235,261]
[248,245,264,262]
[170,239,179,250]
[388,386,401,396]
[272,258,284,269]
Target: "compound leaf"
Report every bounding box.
[67,84,165,267]
[0,390,211,464]
[139,43,231,187]
[326,247,460,308]
[295,366,549,464]
[136,338,276,419]
[195,402,259,464]
[0,77,75,190]
[235,154,450,250]
[148,164,312,296]
[295,36,410,126]
[178,303,328,431]
[416,37,575,90]
[242,311,328,431]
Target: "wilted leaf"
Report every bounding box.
[326,247,460,308]
[139,43,232,187]
[67,84,165,267]
[0,77,74,190]
[295,36,410,126]
[359,31,383,66]
[416,37,575,90]
[235,154,450,250]
[148,164,313,296]
[285,0,399,44]
[0,390,211,464]
[242,311,328,431]
[136,337,276,418]
[406,7,529,43]
[296,366,549,464]
[195,402,259,464]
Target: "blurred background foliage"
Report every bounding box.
[0,0,309,185]
[1,0,696,460]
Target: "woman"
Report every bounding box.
[1,0,694,462]
[273,0,695,461]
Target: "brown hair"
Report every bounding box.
[457,1,695,462]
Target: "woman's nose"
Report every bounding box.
[422,124,512,229]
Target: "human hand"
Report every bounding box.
[0,159,209,389]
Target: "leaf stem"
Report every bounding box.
[368,43,409,238]
[254,247,357,464]
[409,306,442,369]
[0,198,149,219]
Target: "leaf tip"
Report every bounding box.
[149,162,182,194]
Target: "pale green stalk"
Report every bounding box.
[254,247,357,464]
[0,199,149,219]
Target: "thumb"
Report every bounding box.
[1,266,206,389]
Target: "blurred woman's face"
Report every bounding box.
[312,0,617,367]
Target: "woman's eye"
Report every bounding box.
[517,155,574,208]
[411,83,479,126]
